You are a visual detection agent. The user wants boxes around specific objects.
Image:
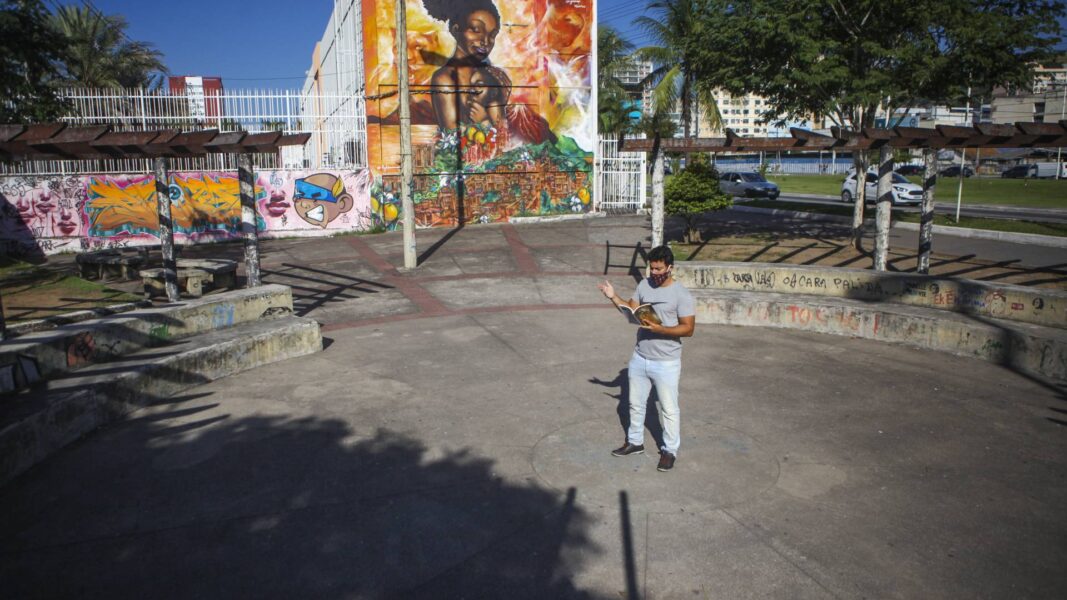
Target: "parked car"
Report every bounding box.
[1001,164,1032,178]
[719,171,780,199]
[939,165,974,178]
[840,170,923,205]
[1030,162,1065,178]
[896,164,924,176]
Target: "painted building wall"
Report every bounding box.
[362,0,595,228]
[0,170,371,257]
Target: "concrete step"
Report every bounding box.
[0,315,322,487]
[0,285,295,393]
[690,288,1067,381]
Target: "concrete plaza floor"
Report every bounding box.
[2,215,1066,598]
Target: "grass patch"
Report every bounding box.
[1,273,141,322]
[769,174,1067,208]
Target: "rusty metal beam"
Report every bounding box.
[28,125,111,158]
[241,131,283,153]
[203,131,247,154]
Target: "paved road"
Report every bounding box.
[1,216,1065,598]
[776,193,1067,224]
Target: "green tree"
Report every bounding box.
[52,4,166,89]
[665,157,732,243]
[0,0,69,122]
[691,0,1064,261]
[598,26,635,144]
[634,0,720,139]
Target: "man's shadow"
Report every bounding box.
[589,368,665,451]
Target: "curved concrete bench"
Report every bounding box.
[675,263,1067,380]
[675,262,1067,329]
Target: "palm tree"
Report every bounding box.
[597,26,635,145]
[637,108,678,247]
[51,5,166,89]
[634,0,720,139]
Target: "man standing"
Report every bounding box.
[597,245,696,472]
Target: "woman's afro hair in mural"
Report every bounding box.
[422,0,501,28]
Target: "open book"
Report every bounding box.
[618,303,662,326]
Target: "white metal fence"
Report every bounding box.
[1,87,367,176]
[596,137,647,213]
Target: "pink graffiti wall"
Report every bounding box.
[0,170,371,256]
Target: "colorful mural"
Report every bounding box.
[363,0,594,228]
[0,170,371,256]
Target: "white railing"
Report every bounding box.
[596,137,647,213]
[1,87,367,176]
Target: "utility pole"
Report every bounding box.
[396,0,416,269]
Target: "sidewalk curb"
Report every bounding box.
[893,221,1067,248]
[731,205,1067,248]
[509,212,606,224]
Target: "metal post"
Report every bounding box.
[238,153,262,286]
[918,148,937,274]
[954,87,971,222]
[396,0,416,269]
[1058,82,1066,179]
[153,157,180,302]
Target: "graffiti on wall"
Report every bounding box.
[363,0,594,228]
[0,170,371,256]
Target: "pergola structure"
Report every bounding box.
[619,122,1067,153]
[0,124,312,339]
[621,121,1067,273]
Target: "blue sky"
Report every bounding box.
[63,0,1064,90]
[61,0,334,89]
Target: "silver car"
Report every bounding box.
[841,170,923,205]
[719,172,780,199]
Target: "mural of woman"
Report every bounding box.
[423,0,505,129]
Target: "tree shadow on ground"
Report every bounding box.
[261,262,393,317]
[0,394,605,599]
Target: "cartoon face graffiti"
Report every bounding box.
[293,174,353,228]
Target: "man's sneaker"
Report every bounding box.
[611,443,645,457]
[657,452,676,472]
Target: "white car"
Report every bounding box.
[841,170,923,205]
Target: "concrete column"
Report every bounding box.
[850,151,868,250]
[873,146,894,271]
[238,153,262,287]
[651,139,665,248]
[918,148,938,274]
[153,157,180,302]
[396,0,416,269]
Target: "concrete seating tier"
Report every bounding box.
[0,284,323,486]
[675,262,1067,329]
[688,288,1067,381]
[0,284,295,393]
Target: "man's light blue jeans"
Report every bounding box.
[627,352,681,455]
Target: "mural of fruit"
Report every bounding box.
[578,188,590,204]
[383,203,399,222]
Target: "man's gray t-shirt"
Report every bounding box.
[633,278,695,361]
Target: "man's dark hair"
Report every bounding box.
[647,245,674,267]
